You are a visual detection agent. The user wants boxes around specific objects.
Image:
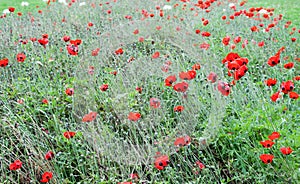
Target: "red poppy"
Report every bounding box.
[42,99,48,104]
[224,52,240,63]
[174,105,184,112]
[174,135,191,148]
[149,98,161,108]
[233,67,247,80]
[65,88,74,96]
[192,63,201,70]
[179,70,196,80]
[16,53,26,62]
[291,38,296,42]
[82,112,97,122]
[268,132,280,140]
[66,44,79,55]
[8,7,15,12]
[128,112,141,121]
[259,154,274,164]
[227,61,241,70]
[0,58,9,67]
[63,131,76,139]
[199,42,210,50]
[165,75,177,87]
[195,29,201,34]
[40,172,53,183]
[88,22,94,27]
[294,76,300,81]
[62,35,70,42]
[152,51,160,59]
[195,161,205,170]
[9,160,22,171]
[222,36,230,46]
[283,62,294,69]
[154,155,169,170]
[70,39,81,45]
[280,147,293,155]
[260,140,275,148]
[45,151,55,160]
[136,87,142,93]
[201,31,211,37]
[281,81,294,94]
[100,84,109,91]
[217,81,231,96]
[38,38,49,48]
[265,78,277,87]
[289,91,299,99]
[207,72,217,83]
[233,36,241,44]
[115,48,124,55]
[133,29,139,35]
[173,82,189,93]
[267,55,280,67]
[251,26,259,32]
[270,91,281,102]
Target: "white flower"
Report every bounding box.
[229,3,235,8]
[163,5,172,10]
[2,9,10,14]
[258,9,268,14]
[21,1,29,6]
[79,2,86,6]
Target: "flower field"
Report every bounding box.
[0,0,299,183]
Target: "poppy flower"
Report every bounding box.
[207,72,217,83]
[91,48,100,56]
[179,70,196,80]
[165,75,177,87]
[280,147,293,155]
[63,131,76,139]
[283,62,294,69]
[88,22,93,27]
[259,154,274,164]
[291,38,296,42]
[174,135,191,148]
[195,161,205,170]
[65,88,74,96]
[195,29,201,34]
[267,55,280,67]
[150,98,161,108]
[42,99,49,104]
[251,26,259,32]
[115,48,124,55]
[16,53,26,62]
[152,51,160,59]
[0,58,9,67]
[294,76,300,81]
[227,61,241,70]
[100,84,109,91]
[260,140,275,148]
[38,38,49,48]
[217,81,231,96]
[200,42,210,50]
[281,81,294,94]
[136,87,142,93]
[45,151,55,160]
[201,31,211,37]
[234,36,241,44]
[173,82,189,93]
[265,78,277,87]
[62,35,70,42]
[154,155,169,170]
[129,173,139,180]
[128,112,141,121]
[70,39,81,45]
[133,29,139,35]
[225,52,240,63]
[66,44,79,55]
[40,172,53,183]
[9,160,22,171]
[289,91,299,99]
[174,105,184,112]
[222,36,230,46]
[8,7,15,12]
[270,91,281,102]
[192,63,201,70]
[82,112,97,122]
[233,67,247,80]
[268,132,280,140]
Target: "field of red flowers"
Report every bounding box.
[0,0,299,183]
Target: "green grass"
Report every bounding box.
[0,0,299,183]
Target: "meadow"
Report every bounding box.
[0,0,299,183]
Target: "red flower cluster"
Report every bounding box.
[9,160,22,171]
